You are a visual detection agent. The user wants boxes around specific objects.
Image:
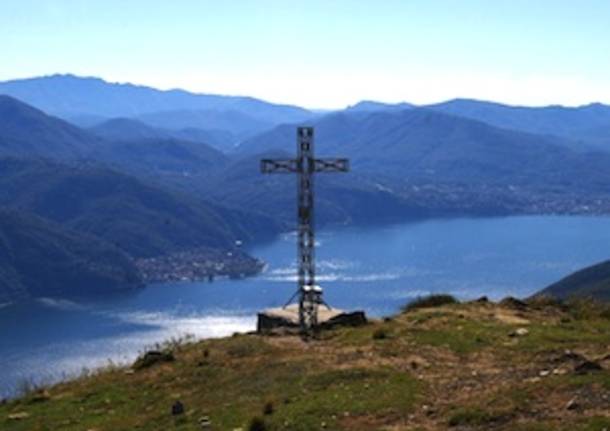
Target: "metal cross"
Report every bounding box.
[261,126,349,333]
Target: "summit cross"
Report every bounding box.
[261,126,349,333]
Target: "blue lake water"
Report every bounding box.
[2,215,610,397]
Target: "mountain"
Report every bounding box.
[536,260,610,301]
[91,137,228,178]
[136,109,272,140]
[89,118,230,177]
[200,150,432,228]
[345,100,414,113]
[0,158,277,258]
[0,98,229,178]
[89,118,237,152]
[89,118,171,142]
[427,98,610,148]
[0,74,314,129]
[0,209,141,303]
[238,108,610,191]
[169,128,238,152]
[0,95,97,159]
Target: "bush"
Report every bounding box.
[565,297,610,320]
[263,401,274,415]
[448,408,494,427]
[249,416,267,431]
[372,328,389,340]
[526,294,565,310]
[132,350,175,370]
[402,294,458,312]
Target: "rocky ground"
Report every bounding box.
[1,297,609,430]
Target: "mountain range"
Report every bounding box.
[238,108,610,191]
[0,74,315,139]
[3,74,610,302]
[426,99,610,150]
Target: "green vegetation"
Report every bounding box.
[0,209,141,301]
[537,260,610,302]
[1,298,608,430]
[0,157,277,259]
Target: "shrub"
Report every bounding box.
[132,350,175,370]
[526,294,565,310]
[402,294,458,312]
[372,328,388,340]
[448,408,494,427]
[249,416,267,431]
[263,401,274,415]
[565,297,610,320]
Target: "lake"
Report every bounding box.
[1,215,610,397]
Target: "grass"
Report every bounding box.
[448,407,496,427]
[1,299,608,430]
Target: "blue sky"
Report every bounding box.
[2,0,610,108]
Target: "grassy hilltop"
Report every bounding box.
[1,296,609,431]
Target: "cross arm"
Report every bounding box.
[261,158,299,173]
[313,158,350,173]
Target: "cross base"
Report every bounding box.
[256,304,367,335]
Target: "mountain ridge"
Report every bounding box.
[0,74,315,127]
[0,208,141,302]
[536,260,610,301]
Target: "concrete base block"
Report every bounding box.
[257,303,367,334]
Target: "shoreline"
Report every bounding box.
[135,247,265,284]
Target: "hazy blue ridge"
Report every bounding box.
[0,74,315,128]
[426,98,610,150]
[237,108,610,191]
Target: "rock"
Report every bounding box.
[574,360,603,375]
[566,398,579,410]
[500,297,528,310]
[539,370,551,377]
[509,327,529,337]
[554,350,586,364]
[171,400,184,416]
[133,350,175,370]
[8,412,30,420]
[198,415,212,428]
[29,389,51,403]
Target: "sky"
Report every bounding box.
[2,0,610,109]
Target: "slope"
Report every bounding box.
[536,260,610,301]
[0,158,276,258]
[0,209,141,302]
[1,298,608,430]
[0,95,98,159]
